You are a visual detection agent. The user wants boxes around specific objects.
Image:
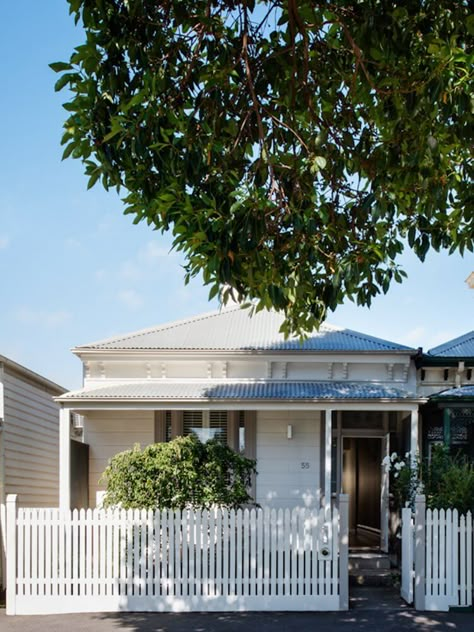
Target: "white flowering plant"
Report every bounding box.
[382,451,422,510]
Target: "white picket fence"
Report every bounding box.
[401,496,473,611]
[6,494,349,615]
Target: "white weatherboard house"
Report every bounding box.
[0,355,65,588]
[57,306,423,551]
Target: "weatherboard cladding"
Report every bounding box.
[60,381,413,401]
[428,331,474,358]
[77,306,413,352]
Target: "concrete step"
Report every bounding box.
[349,568,399,587]
[349,553,391,571]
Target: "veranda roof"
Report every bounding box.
[58,381,417,403]
[430,385,474,402]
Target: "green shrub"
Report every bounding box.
[383,452,421,511]
[423,445,474,515]
[385,446,474,514]
[100,435,256,510]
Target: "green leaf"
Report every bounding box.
[61,142,76,160]
[49,61,73,73]
[54,74,73,92]
[87,170,101,189]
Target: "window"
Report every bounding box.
[165,411,172,442]
[183,411,228,444]
[239,410,246,453]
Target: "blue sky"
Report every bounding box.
[0,1,472,390]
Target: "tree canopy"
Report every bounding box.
[53,0,473,334]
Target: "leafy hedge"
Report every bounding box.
[100,435,256,510]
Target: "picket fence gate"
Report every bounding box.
[6,494,349,615]
[401,495,473,611]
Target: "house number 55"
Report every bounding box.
[301,462,310,469]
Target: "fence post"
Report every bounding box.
[401,506,414,604]
[414,494,426,611]
[6,494,17,616]
[338,493,349,611]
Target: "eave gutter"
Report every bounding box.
[56,395,426,406]
[72,348,417,359]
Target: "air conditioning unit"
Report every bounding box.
[70,413,84,429]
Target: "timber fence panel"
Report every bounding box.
[8,502,345,614]
[421,506,473,611]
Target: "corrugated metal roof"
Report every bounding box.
[432,385,474,399]
[428,332,474,357]
[76,306,413,353]
[59,381,415,401]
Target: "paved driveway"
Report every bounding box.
[1,589,472,631]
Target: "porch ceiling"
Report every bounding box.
[57,380,418,403]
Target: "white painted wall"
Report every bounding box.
[256,410,321,509]
[82,354,416,385]
[84,410,154,505]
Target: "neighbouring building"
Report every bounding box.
[0,355,66,588]
[418,332,474,461]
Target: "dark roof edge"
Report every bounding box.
[73,347,417,356]
[0,354,66,394]
[419,356,474,368]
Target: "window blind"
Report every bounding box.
[182,411,227,444]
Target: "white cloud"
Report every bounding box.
[95,214,115,234]
[64,237,81,249]
[117,289,144,310]
[0,235,9,249]
[116,240,179,283]
[142,240,175,261]
[16,308,71,327]
[119,260,142,281]
[399,326,426,347]
[424,330,460,351]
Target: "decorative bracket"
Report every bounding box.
[402,363,409,382]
